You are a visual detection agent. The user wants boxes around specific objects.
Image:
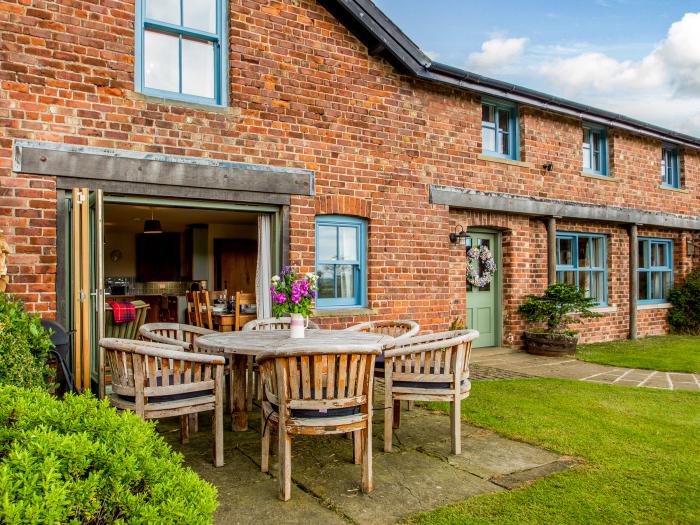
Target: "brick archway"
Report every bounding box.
[315,195,372,219]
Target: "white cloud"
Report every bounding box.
[468,37,528,70]
[538,12,700,96]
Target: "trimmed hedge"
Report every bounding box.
[0,386,218,524]
[668,270,700,335]
[0,294,52,389]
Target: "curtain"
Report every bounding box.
[256,214,272,319]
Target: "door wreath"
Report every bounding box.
[466,245,496,288]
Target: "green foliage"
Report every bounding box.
[668,270,700,335]
[0,386,218,524]
[414,379,700,524]
[518,282,600,334]
[0,294,52,389]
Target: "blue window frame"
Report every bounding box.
[482,99,519,160]
[135,0,227,105]
[582,125,608,175]
[638,238,673,304]
[661,147,680,188]
[556,233,607,305]
[315,216,367,309]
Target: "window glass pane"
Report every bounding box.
[500,129,510,156]
[183,0,216,32]
[482,104,494,123]
[638,240,648,269]
[182,38,215,98]
[317,226,337,261]
[591,237,604,268]
[338,227,358,261]
[651,243,659,267]
[336,265,355,299]
[557,238,573,266]
[651,271,663,299]
[143,30,180,92]
[145,0,180,25]
[559,271,576,285]
[653,243,667,267]
[591,271,605,302]
[578,271,591,296]
[578,237,591,268]
[663,272,671,299]
[497,110,510,133]
[482,126,496,152]
[639,272,649,300]
[582,143,591,170]
[317,264,335,299]
[592,148,601,172]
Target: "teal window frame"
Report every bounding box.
[481,99,519,160]
[638,238,673,304]
[582,125,608,176]
[134,0,228,106]
[315,215,367,309]
[661,146,680,189]
[556,232,608,305]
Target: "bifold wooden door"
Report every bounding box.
[67,188,104,395]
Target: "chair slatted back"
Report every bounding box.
[385,330,477,386]
[192,291,213,330]
[235,291,257,331]
[104,300,150,339]
[346,320,420,341]
[258,350,378,411]
[101,338,224,412]
[139,322,216,351]
[242,317,320,331]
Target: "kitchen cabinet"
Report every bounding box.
[136,233,181,282]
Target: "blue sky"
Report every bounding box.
[373,1,700,136]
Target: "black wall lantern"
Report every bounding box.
[450,225,469,244]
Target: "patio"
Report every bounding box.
[160,382,573,525]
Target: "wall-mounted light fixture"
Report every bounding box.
[449,224,469,244]
[543,162,554,172]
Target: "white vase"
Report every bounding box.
[289,313,307,339]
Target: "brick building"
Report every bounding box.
[1,0,699,383]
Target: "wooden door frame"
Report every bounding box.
[466,228,503,348]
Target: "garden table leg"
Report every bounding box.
[232,354,248,431]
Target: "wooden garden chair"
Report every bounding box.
[345,320,420,340]
[258,346,380,501]
[242,317,320,331]
[100,337,226,467]
[139,322,233,424]
[383,329,479,455]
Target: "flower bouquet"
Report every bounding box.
[270,266,318,338]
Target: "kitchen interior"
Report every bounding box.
[104,203,259,325]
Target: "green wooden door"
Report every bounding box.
[466,231,499,348]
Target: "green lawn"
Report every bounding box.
[409,379,700,525]
[577,335,700,373]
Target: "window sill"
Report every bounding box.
[659,185,688,193]
[590,305,618,314]
[128,91,234,114]
[312,307,378,318]
[478,154,533,169]
[581,171,618,182]
[638,302,672,310]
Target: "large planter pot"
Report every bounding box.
[523,331,579,357]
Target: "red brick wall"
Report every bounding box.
[0,0,698,339]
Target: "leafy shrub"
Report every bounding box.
[668,270,700,335]
[0,386,218,524]
[0,294,52,388]
[518,283,601,334]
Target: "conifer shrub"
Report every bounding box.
[0,386,218,524]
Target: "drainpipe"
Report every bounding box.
[546,217,558,285]
[629,224,639,340]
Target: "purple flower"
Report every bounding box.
[310,290,317,298]
[280,266,292,278]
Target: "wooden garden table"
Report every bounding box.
[196,330,394,432]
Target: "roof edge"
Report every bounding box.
[320,0,700,149]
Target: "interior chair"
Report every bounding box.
[258,346,380,500]
[104,300,150,339]
[382,329,479,455]
[100,337,226,467]
[234,291,257,331]
[192,291,213,330]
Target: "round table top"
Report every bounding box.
[196,329,394,356]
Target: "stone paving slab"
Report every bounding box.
[471,347,700,391]
[162,395,570,525]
